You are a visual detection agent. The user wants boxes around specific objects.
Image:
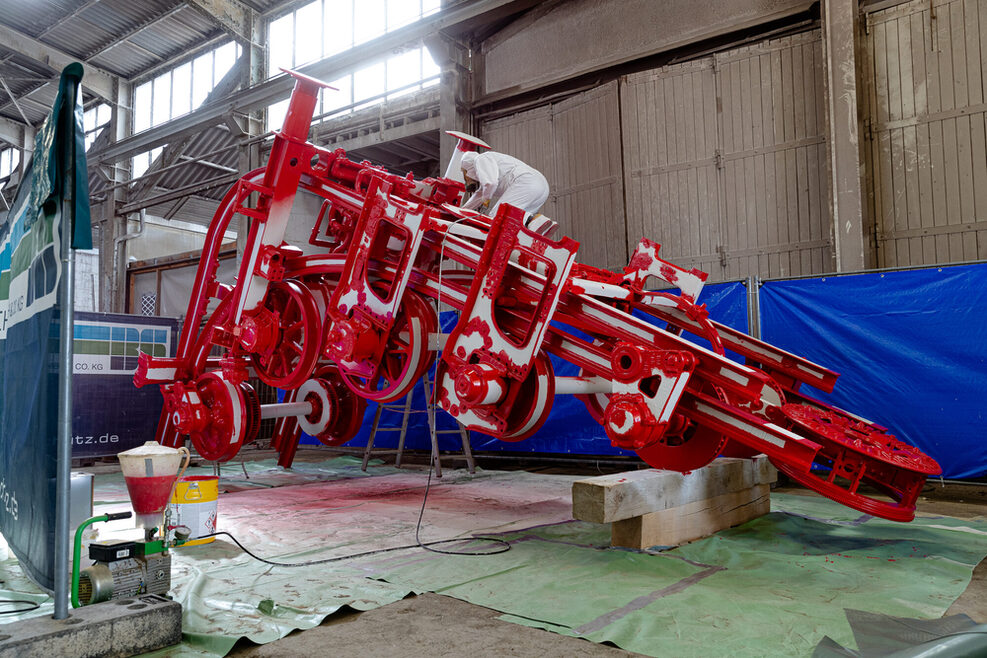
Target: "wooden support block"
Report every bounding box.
[572,456,776,524]
[611,483,771,549]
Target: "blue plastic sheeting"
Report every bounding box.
[759,264,987,479]
[302,281,750,456]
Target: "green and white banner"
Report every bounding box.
[0,63,91,591]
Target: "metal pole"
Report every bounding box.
[745,275,761,340]
[53,83,78,620]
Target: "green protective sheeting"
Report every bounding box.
[3,460,985,657]
[371,494,987,658]
[138,559,411,656]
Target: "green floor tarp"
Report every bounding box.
[370,494,987,657]
[2,459,985,658]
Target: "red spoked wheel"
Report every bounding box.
[501,353,556,441]
[249,279,322,390]
[301,365,368,446]
[773,403,941,522]
[340,290,436,402]
[189,372,255,462]
[435,352,555,441]
[633,383,728,472]
[239,382,262,447]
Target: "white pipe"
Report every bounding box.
[554,376,612,395]
[260,401,313,419]
[112,208,145,312]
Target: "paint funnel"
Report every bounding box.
[117,442,190,529]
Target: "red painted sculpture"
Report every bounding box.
[135,70,940,522]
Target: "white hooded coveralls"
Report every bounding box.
[460,150,549,215]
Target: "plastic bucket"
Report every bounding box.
[168,476,218,546]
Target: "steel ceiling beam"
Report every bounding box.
[184,0,255,45]
[91,0,534,164]
[0,22,116,102]
[0,115,25,147]
[320,115,441,153]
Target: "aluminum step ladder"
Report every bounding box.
[361,370,475,478]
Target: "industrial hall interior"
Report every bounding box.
[0,0,985,656]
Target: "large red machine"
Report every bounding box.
[134,70,940,523]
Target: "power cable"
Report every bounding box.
[0,599,42,614]
[192,213,511,567]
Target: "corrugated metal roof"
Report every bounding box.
[0,48,67,127]
[0,0,79,38]
[152,125,240,196]
[0,0,292,80]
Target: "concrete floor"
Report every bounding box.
[228,593,638,657]
[190,448,986,658]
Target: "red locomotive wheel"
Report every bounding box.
[772,402,942,522]
[340,291,436,402]
[239,381,262,447]
[634,383,727,472]
[434,352,554,441]
[315,365,368,445]
[500,352,556,441]
[250,279,323,390]
[189,372,252,462]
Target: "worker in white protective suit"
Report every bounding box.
[460,150,550,217]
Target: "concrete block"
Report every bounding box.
[0,594,181,658]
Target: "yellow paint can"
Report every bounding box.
[168,476,218,546]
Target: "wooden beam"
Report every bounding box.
[611,484,771,549]
[571,456,777,524]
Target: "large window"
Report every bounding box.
[83,103,111,151]
[132,41,242,178]
[0,147,19,192]
[266,0,442,130]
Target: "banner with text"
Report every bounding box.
[0,64,91,590]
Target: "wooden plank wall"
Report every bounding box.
[715,33,832,278]
[621,31,833,281]
[551,83,627,271]
[864,0,987,266]
[479,82,626,270]
[478,104,557,220]
[476,11,987,280]
[621,59,723,276]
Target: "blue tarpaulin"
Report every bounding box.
[759,264,987,480]
[298,267,983,479]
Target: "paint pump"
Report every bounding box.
[71,442,193,607]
